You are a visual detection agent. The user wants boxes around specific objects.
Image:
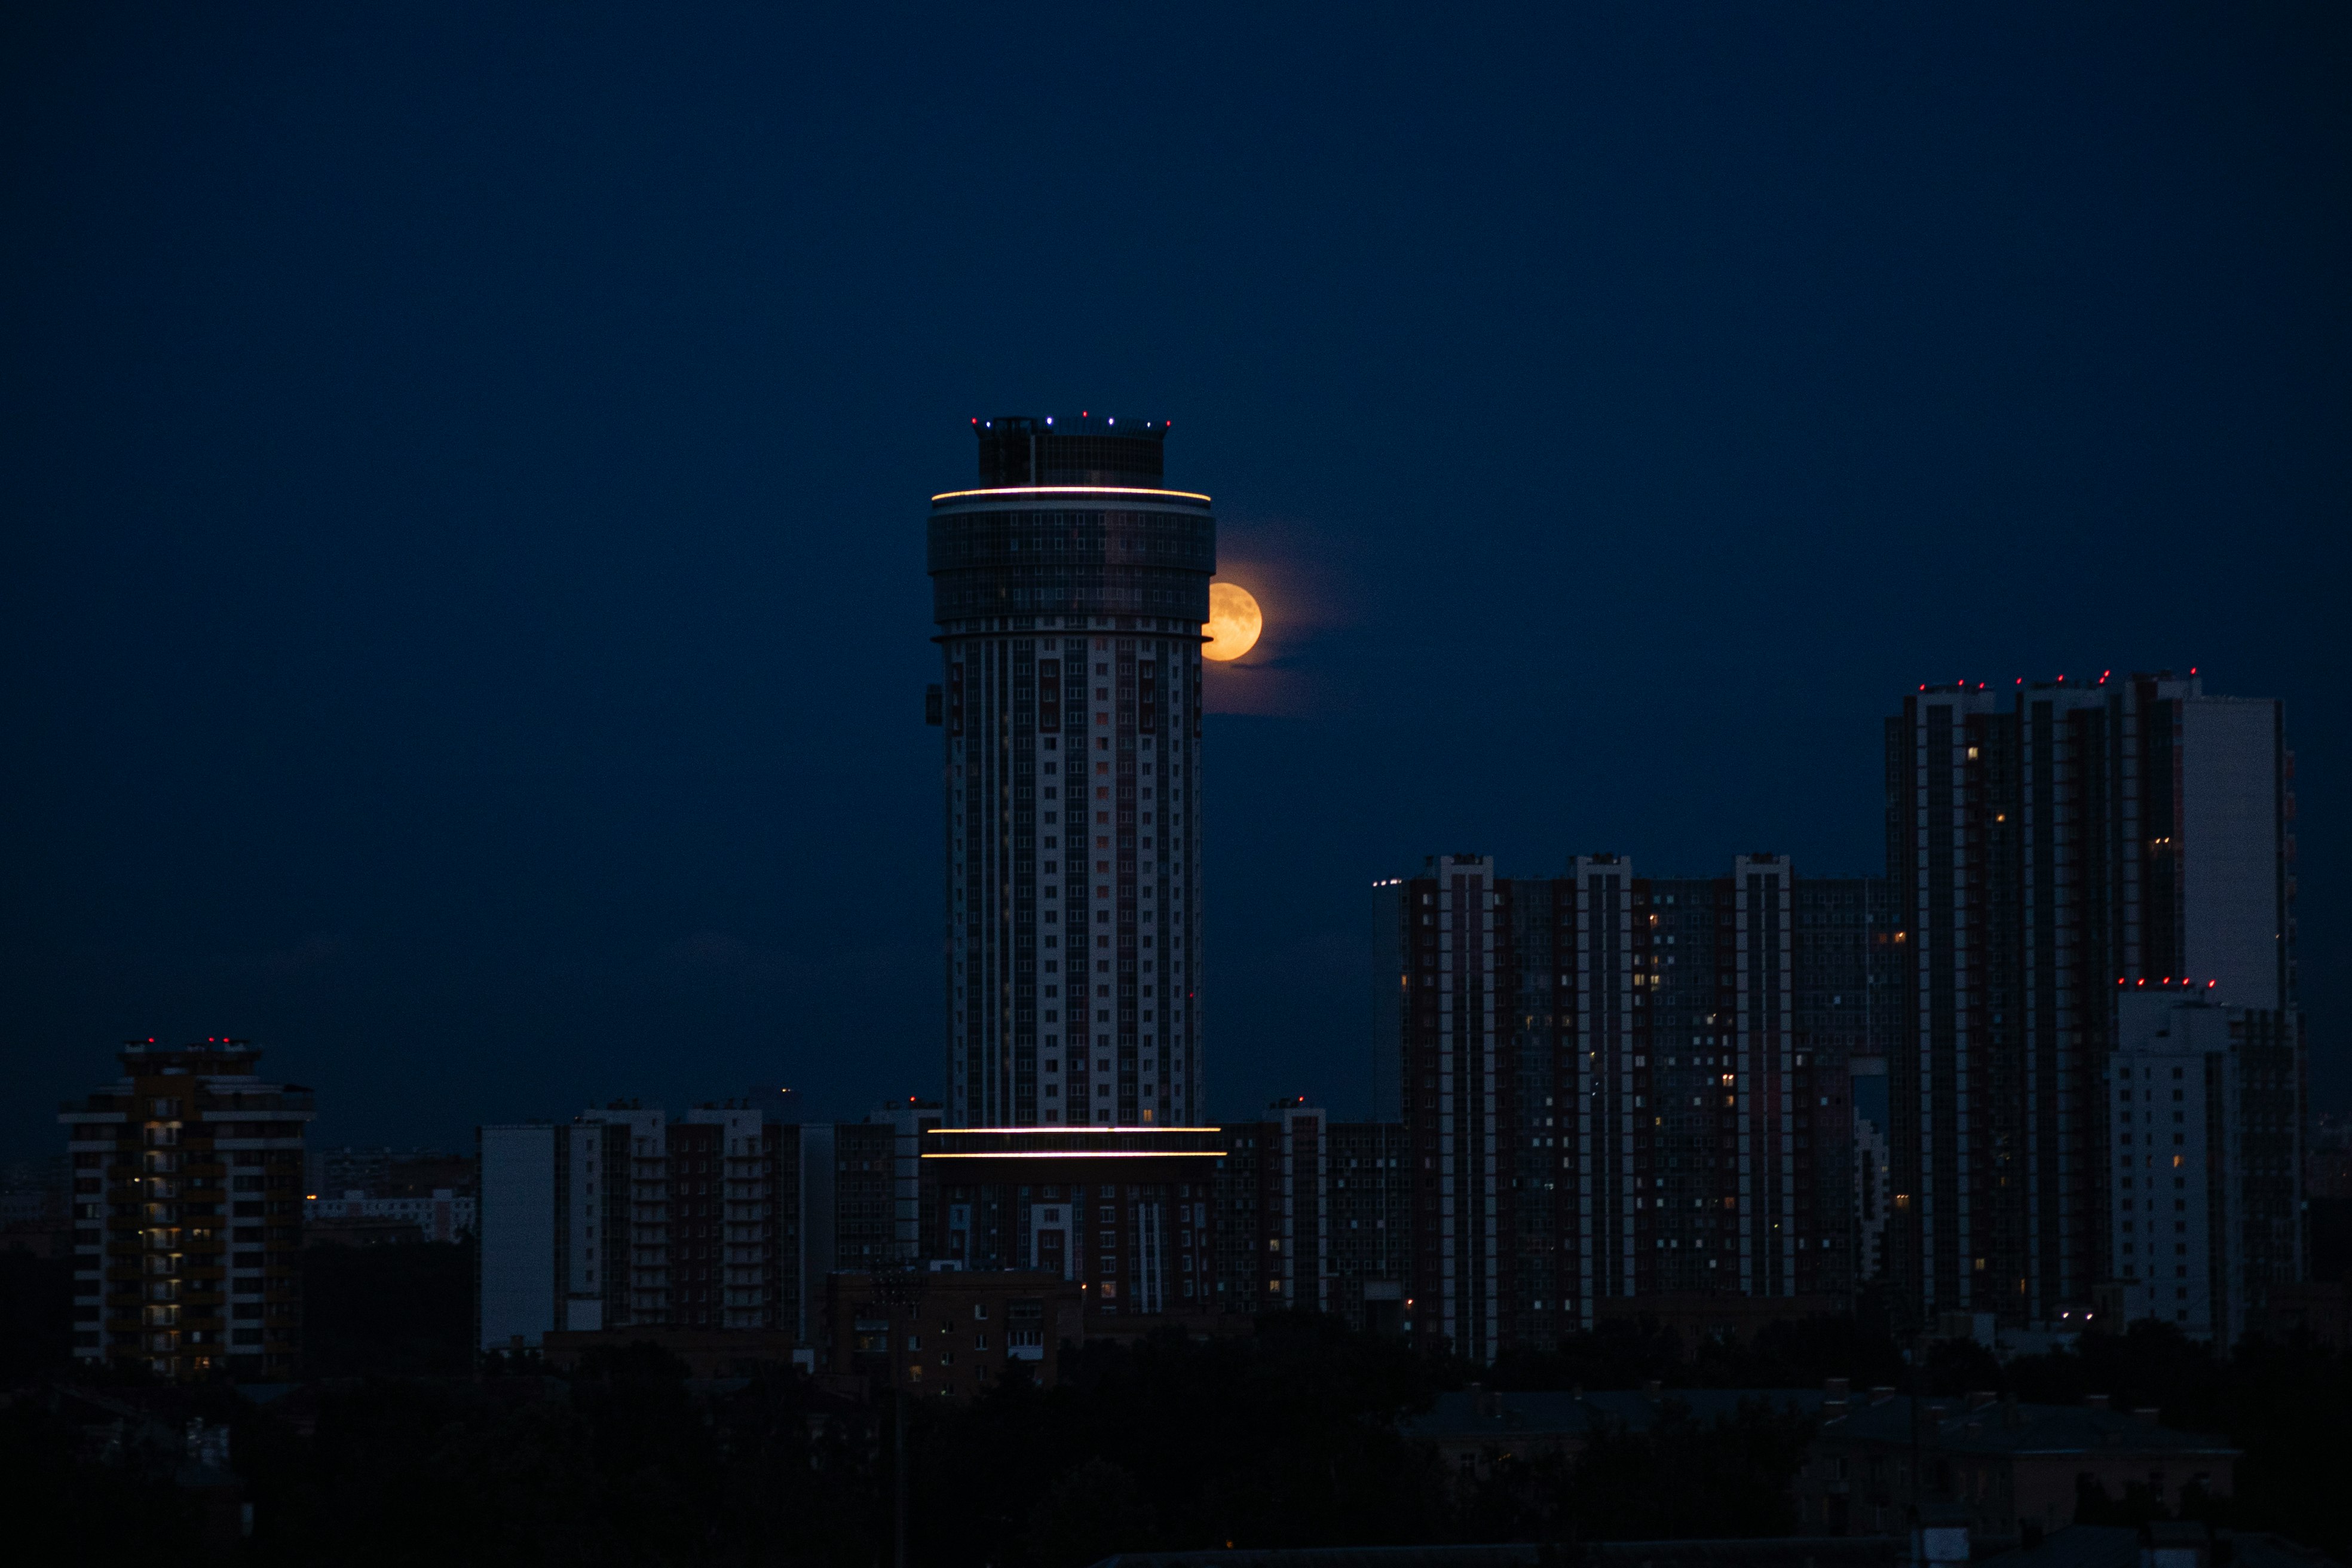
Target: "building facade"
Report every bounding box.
[825,1268,1086,1399]
[1211,1102,1411,1330]
[476,1101,938,1355]
[60,1040,314,1380]
[919,1123,1226,1318]
[1799,1390,2238,1539]
[927,414,1214,1128]
[2107,990,2305,1341]
[1380,855,1895,1362]
[304,1189,474,1244]
[1885,672,2300,1330]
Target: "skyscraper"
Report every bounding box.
[927,415,1215,1128]
[1382,853,1894,1362]
[1884,670,2299,1330]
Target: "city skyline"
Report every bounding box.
[6,7,2346,1166]
[8,664,2311,1157]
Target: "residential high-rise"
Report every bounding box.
[60,1039,315,1380]
[2107,989,2305,1341]
[1385,855,1895,1362]
[926,414,1214,1128]
[1213,1101,1411,1328]
[476,1100,938,1356]
[1884,671,2299,1330]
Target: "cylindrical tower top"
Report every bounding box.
[972,413,1172,489]
[929,414,1214,629]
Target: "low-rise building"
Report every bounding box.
[1407,1383,1830,1480]
[1797,1388,2238,1539]
[303,1189,474,1244]
[823,1268,1084,1398]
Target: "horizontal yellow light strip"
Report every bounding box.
[921,1150,1226,1159]
[929,486,1214,504]
[928,1125,1224,1135]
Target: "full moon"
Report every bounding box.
[1202,581,1263,662]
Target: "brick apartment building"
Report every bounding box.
[60,1039,314,1380]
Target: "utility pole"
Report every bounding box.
[875,1267,926,1568]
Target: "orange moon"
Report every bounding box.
[1202,582,1263,661]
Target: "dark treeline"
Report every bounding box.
[5,1244,2350,1566]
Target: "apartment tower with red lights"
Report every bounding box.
[1883,670,2299,1332]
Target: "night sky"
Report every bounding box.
[5,5,2347,1161]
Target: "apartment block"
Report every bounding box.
[2108,990,2305,1341]
[825,1268,1085,1399]
[1211,1102,1411,1330]
[477,1100,939,1356]
[1381,854,1897,1362]
[920,1124,1225,1318]
[1886,671,2300,1330]
[59,1039,314,1380]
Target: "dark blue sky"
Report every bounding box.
[5,4,2347,1159]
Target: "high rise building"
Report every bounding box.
[60,1039,315,1380]
[2106,990,2305,1341]
[476,1100,938,1355]
[1381,855,1895,1362]
[1884,671,2299,1330]
[926,415,1214,1128]
[1212,1101,1412,1328]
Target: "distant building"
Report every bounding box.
[915,1114,1419,1335]
[302,1189,474,1244]
[1380,853,1897,1362]
[918,1123,1225,1319]
[476,1100,939,1356]
[1212,1102,1411,1331]
[1798,1388,2238,1539]
[1884,672,2300,1330]
[2305,1112,2352,1201]
[1408,1383,1832,1481]
[0,1157,69,1255]
[1849,1055,1893,1287]
[58,1039,314,1380]
[823,1268,1085,1399]
[2107,990,2305,1340]
[926,415,1212,1129]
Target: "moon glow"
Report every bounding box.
[1202,581,1263,662]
